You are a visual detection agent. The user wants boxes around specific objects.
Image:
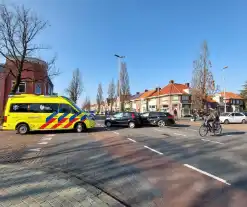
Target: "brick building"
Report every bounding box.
[0,57,54,116]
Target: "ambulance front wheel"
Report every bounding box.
[75,122,87,133]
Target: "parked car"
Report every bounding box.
[105,112,142,128]
[140,112,175,127]
[219,112,247,124]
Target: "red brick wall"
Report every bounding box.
[0,58,53,116]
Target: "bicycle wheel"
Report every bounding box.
[199,125,208,137]
[214,124,222,136]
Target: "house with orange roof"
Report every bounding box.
[145,80,192,117]
[136,89,156,112]
[129,92,143,112]
[213,92,244,112]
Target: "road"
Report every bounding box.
[1,121,247,206]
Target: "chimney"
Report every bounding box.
[185,83,190,87]
[169,80,174,84]
[145,89,148,92]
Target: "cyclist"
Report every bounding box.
[205,108,220,132]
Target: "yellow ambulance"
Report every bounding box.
[2,94,96,134]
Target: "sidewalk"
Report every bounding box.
[177,119,247,131]
[0,163,124,207]
[0,131,43,164]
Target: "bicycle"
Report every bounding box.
[199,120,222,137]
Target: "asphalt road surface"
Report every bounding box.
[2,121,247,206]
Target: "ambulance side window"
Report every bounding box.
[30,103,58,113]
[10,104,28,113]
[59,104,76,114]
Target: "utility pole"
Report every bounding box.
[223,66,228,113]
[114,54,125,111]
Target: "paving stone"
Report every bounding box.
[0,164,123,207]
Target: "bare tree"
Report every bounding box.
[107,78,115,112]
[96,83,103,112]
[191,41,219,111]
[120,62,130,111]
[65,68,83,103]
[82,96,91,111]
[0,4,59,93]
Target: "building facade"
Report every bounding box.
[0,57,54,116]
[213,92,244,112]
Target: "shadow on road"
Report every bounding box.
[221,131,246,136]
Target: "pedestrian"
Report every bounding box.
[174,108,178,120]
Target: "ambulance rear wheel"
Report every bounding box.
[75,122,86,133]
[17,123,29,135]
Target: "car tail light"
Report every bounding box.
[131,113,135,119]
[3,116,7,122]
[168,115,174,119]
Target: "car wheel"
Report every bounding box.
[105,121,112,127]
[224,119,229,124]
[17,123,29,135]
[242,119,246,124]
[158,120,165,127]
[75,122,86,133]
[128,122,136,129]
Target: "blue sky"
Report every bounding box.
[3,0,247,105]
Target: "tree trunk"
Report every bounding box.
[110,102,113,112]
[11,73,21,94]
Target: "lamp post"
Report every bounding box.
[223,66,228,113]
[156,85,160,111]
[114,54,125,111]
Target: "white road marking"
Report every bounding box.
[188,129,197,132]
[154,128,163,132]
[226,135,232,137]
[28,148,41,152]
[174,133,186,137]
[201,138,224,145]
[144,146,163,155]
[112,131,119,135]
[47,134,55,137]
[38,142,48,145]
[41,137,52,141]
[184,164,231,185]
[127,138,137,143]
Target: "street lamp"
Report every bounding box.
[222,66,228,113]
[114,54,125,111]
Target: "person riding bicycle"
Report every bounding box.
[205,108,220,131]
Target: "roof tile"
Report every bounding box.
[151,83,189,97]
[219,92,243,100]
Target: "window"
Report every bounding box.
[236,100,239,104]
[182,96,189,101]
[10,104,28,112]
[141,112,149,117]
[114,112,123,118]
[59,104,76,114]
[29,103,58,113]
[35,83,42,94]
[172,96,179,101]
[12,81,26,93]
[234,113,244,117]
[44,83,46,95]
[123,112,131,117]
[48,84,53,95]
